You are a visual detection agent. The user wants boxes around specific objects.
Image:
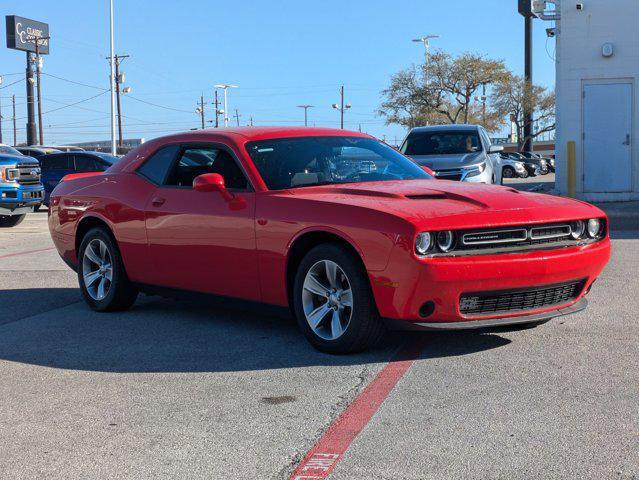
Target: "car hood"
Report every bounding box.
[409,152,484,170]
[278,180,604,231]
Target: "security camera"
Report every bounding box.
[546,27,556,37]
[576,3,584,10]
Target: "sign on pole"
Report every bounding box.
[5,15,50,54]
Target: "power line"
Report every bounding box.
[125,94,194,113]
[41,72,109,91]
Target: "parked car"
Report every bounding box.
[519,151,550,175]
[496,154,528,179]
[39,145,85,152]
[400,125,503,184]
[0,152,44,227]
[501,152,541,177]
[48,127,610,354]
[0,144,24,156]
[522,151,555,173]
[15,146,62,157]
[40,151,118,205]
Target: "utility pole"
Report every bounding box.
[106,54,130,148]
[109,0,117,155]
[213,90,220,128]
[25,52,37,145]
[34,36,50,146]
[332,86,351,129]
[196,95,205,129]
[0,87,3,145]
[297,104,314,126]
[249,116,253,126]
[12,95,17,146]
[234,108,241,126]
[518,1,535,153]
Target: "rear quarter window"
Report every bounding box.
[137,145,180,185]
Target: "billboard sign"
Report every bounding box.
[5,15,50,54]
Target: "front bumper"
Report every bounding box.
[0,185,44,215]
[369,238,610,325]
[386,298,588,331]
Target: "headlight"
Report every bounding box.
[1,166,19,182]
[570,220,585,239]
[465,163,486,178]
[415,232,433,255]
[436,231,455,252]
[587,218,602,238]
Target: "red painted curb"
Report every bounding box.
[0,247,55,260]
[289,338,427,479]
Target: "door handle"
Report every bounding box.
[151,196,166,207]
[623,134,631,145]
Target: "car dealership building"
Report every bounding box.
[548,0,639,201]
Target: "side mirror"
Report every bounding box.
[193,173,234,201]
[489,145,504,153]
[421,165,436,177]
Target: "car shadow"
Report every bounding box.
[0,288,512,373]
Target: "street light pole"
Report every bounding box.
[214,90,220,128]
[214,84,238,127]
[297,105,314,126]
[34,36,50,146]
[523,15,533,152]
[412,35,439,66]
[331,86,351,129]
[109,0,117,155]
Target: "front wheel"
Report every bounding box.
[293,243,385,354]
[519,169,529,179]
[0,214,26,228]
[502,166,515,179]
[78,227,138,312]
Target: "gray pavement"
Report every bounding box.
[0,210,637,479]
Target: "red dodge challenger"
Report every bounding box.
[48,127,610,353]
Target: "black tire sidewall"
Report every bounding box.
[503,166,515,178]
[77,227,135,311]
[293,243,382,354]
[0,214,26,228]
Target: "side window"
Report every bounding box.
[47,154,74,170]
[137,145,180,185]
[74,155,104,172]
[165,147,248,190]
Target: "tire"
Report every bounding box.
[33,205,41,212]
[77,227,138,312]
[502,166,515,179]
[0,214,26,228]
[293,243,385,354]
[519,169,529,179]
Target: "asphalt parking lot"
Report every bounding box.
[1,206,637,479]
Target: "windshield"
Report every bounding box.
[401,130,482,156]
[0,145,23,156]
[245,136,431,190]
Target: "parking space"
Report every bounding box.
[0,211,637,479]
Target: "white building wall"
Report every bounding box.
[555,0,639,201]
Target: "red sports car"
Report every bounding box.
[48,127,610,353]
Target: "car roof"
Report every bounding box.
[408,124,480,133]
[156,126,372,142]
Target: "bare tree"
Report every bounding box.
[379,51,510,132]
[491,74,555,151]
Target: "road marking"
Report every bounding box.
[289,338,427,479]
[0,247,55,260]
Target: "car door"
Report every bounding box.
[41,153,74,201]
[143,143,260,301]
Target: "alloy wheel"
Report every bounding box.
[82,239,113,301]
[302,260,353,341]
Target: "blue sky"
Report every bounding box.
[0,0,556,146]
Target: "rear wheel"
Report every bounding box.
[0,214,26,228]
[78,227,138,312]
[293,243,385,354]
[502,166,515,179]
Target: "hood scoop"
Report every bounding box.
[404,193,448,200]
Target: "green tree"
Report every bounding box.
[379,51,510,132]
[491,74,555,151]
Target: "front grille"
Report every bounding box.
[15,163,41,185]
[459,279,586,316]
[434,169,463,181]
[455,222,596,252]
